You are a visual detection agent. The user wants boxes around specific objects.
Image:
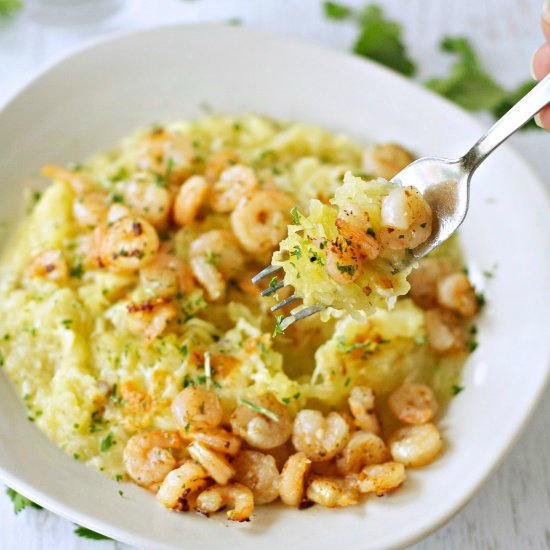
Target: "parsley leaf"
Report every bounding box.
[426,37,507,112]
[0,0,22,17]
[323,1,352,20]
[451,384,464,396]
[5,488,42,514]
[74,526,112,540]
[100,432,116,453]
[273,315,286,337]
[290,206,300,225]
[353,5,416,77]
[238,397,279,422]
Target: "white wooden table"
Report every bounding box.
[1,1,549,548]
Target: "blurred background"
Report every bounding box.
[0,1,548,549]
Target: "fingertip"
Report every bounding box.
[532,43,550,80]
[534,106,550,131]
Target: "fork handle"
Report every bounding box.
[461,72,550,172]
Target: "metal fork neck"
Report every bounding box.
[461,72,550,174]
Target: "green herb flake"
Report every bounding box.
[475,292,487,309]
[451,384,465,396]
[0,352,4,367]
[70,257,84,279]
[22,324,37,336]
[366,227,376,238]
[238,397,279,422]
[290,245,302,259]
[184,422,191,435]
[179,345,189,359]
[336,263,356,276]
[344,376,351,386]
[108,191,124,204]
[100,432,116,453]
[74,526,112,541]
[61,319,73,329]
[273,315,286,338]
[323,1,352,20]
[6,488,42,514]
[290,206,300,225]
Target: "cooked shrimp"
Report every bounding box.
[352,461,406,496]
[41,164,92,194]
[97,216,159,272]
[348,386,381,435]
[123,176,172,228]
[292,410,349,462]
[140,251,189,298]
[172,386,223,431]
[204,150,240,183]
[73,192,109,228]
[210,164,259,213]
[195,483,254,522]
[156,461,209,511]
[388,423,443,468]
[306,476,359,508]
[231,190,294,254]
[437,272,478,318]
[279,452,312,507]
[424,308,466,354]
[24,250,68,282]
[188,441,235,485]
[230,394,293,450]
[189,230,245,301]
[408,258,452,310]
[185,427,241,456]
[326,236,363,285]
[362,143,414,180]
[380,186,432,250]
[136,129,194,184]
[388,383,438,425]
[173,175,209,227]
[336,203,380,261]
[336,431,389,474]
[127,297,177,345]
[123,430,181,488]
[233,450,279,505]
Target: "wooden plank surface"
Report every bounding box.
[0,0,548,548]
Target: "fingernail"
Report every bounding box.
[530,51,537,79]
[543,0,550,23]
[534,113,544,128]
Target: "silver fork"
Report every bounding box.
[253,72,550,329]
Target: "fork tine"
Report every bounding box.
[261,280,285,297]
[251,264,281,285]
[270,293,300,312]
[280,303,326,331]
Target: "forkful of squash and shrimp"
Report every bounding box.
[254,73,550,330]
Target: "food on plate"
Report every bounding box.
[0,114,479,521]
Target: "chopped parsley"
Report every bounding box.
[22,324,37,336]
[475,292,487,309]
[238,397,279,422]
[100,433,116,453]
[451,384,465,396]
[205,251,222,266]
[70,257,84,279]
[273,315,286,337]
[0,352,4,367]
[290,245,302,259]
[74,526,112,541]
[61,319,73,329]
[290,206,300,225]
[366,227,376,238]
[5,488,42,514]
[179,344,189,358]
[108,191,124,204]
[281,392,301,405]
[269,277,278,289]
[336,263,356,276]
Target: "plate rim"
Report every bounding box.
[1,22,549,550]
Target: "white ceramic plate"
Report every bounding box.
[1,24,549,550]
